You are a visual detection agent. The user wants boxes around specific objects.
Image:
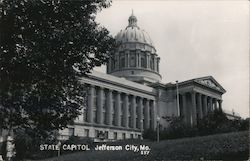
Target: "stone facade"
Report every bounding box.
[59,13,226,140]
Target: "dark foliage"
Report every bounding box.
[144,109,249,141]
[0,0,115,139]
[0,141,6,161]
[13,128,58,160]
[143,129,157,141]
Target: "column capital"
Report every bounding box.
[88,84,95,88]
[99,86,104,90]
[191,91,196,95]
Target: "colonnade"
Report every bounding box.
[108,50,160,73]
[86,84,157,130]
[179,92,222,126]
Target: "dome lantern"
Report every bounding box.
[128,10,138,28]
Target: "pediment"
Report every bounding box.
[194,76,226,93]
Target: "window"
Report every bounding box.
[68,128,74,136]
[84,129,89,137]
[150,57,154,70]
[105,131,109,139]
[130,134,133,139]
[120,53,125,68]
[95,130,99,137]
[122,133,126,139]
[141,54,146,68]
[114,132,118,140]
[130,51,136,67]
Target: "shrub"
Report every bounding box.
[143,129,157,141]
[0,141,6,161]
[157,109,248,140]
[13,128,58,161]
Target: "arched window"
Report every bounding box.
[141,54,146,68]
[120,56,125,68]
[119,52,125,68]
[130,51,136,67]
[150,57,154,70]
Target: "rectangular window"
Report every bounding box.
[68,128,74,136]
[130,134,133,139]
[84,129,89,137]
[105,131,109,139]
[114,132,118,140]
[95,130,99,137]
[122,133,126,139]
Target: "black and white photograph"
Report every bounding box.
[0,0,249,161]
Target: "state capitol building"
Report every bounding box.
[59,12,226,140]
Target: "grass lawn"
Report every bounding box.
[39,131,249,161]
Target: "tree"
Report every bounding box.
[0,0,115,139]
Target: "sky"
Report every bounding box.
[94,0,249,118]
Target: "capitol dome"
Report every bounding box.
[107,12,162,84]
[115,24,154,47]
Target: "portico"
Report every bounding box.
[176,76,226,126]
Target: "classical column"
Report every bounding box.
[125,51,128,68]
[106,89,113,125]
[127,52,130,67]
[209,97,213,113]
[146,53,150,69]
[115,92,121,127]
[87,85,95,123]
[131,95,137,129]
[97,87,104,124]
[182,93,188,124]
[138,97,143,130]
[191,92,197,126]
[214,98,218,110]
[123,94,129,128]
[157,57,160,72]
[138,52,141,67]
[136,51,138,67]
[145,99,150,129]
[197,93,203,119]
[154,55,157,71]
[151,100,157,130]
[203,95,208,116]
